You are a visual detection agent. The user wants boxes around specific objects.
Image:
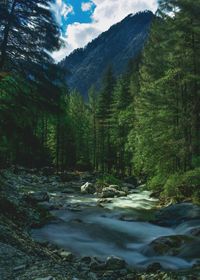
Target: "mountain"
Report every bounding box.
[60,11,154,98]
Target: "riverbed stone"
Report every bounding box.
[105,256,126,270]
[59,250,73,261]
[34,277,55,280]
[81,182,96,194]
[145,235,194,256]
[26,191,50,203]
[100,187,127,198]
[146,262,162,272]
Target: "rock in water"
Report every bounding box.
[146,262,162,272]
[26,191,50,203]
[106,256,126,270]
[81,182,96,194]
[101,187,127,198]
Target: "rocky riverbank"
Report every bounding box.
[0,167,200,280]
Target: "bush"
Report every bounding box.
[148,174,167,192]
[163,168,200,202]
[96,173,122,188]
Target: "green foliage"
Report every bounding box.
[163,168,200,202]
[96,174,122,188]
[148,174,167,192]
[0,0,61,70]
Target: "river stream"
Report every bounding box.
[31,189,200,270]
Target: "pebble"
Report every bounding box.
[13,264,26,271]
[34,277,55,280]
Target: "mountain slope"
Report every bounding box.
[61,11,154,98]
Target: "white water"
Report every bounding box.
[32,191,200,270]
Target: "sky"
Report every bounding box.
[52,0,158,62]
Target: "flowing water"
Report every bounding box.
[32,190,200,270]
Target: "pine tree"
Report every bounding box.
[97,66,115,172]
[0,0,61,70]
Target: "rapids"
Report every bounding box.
[31,190,200,270]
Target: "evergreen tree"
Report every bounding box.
[97,66,115,172]
[0,0,61,70]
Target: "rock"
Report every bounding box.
[40,167,55,176]
[189,227,200,237]
[34,277,55,280]
[26,191,50,203]
[81,182,96,194]
[38,202,54,210]
[81,256,93,264]
[155,203,200,227]
[106,256,126,270]
[13,264,26,271]
[90,261,106,271]
[144,235,193,257]
[59,251,73,261]
[122,183,136,190]
[146,262,162,272]
[101,187,127,198]
[87,272,98,280]
[109,185,121,191]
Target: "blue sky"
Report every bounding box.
[52,0,158,61]
[61,0,96,30]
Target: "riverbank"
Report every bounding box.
[0,167,200,280]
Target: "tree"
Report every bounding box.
[0,0,61,70]
[97,66,115,172]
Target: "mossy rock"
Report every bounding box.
[148,235,194,256]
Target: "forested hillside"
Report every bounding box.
[60,11,154,98]
[0,0,200,203]
[1,1,200,279]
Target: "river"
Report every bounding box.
[31,189,200,270]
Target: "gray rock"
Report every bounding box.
[146,262,162,272]
[13,264,26,271]
[38,202,54,210]
[26,191,49,202]
[87,272,98,280]
[34,277,55,280]
[90,261,106,271]
[81,182,96,194]
[81,256,93,264]
[109,185,121,191]
[106,256,126,270]
[101,187,127,198]
[59,251,73,261]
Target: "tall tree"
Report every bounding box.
[97,66,115,172]
[0,0,61,70]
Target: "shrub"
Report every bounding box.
[96,173,122,188]
[148,174,167,192]
[163,168,200,202]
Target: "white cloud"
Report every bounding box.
[81,2,94,12]
[51,0,74,25]
[53,0,158,62]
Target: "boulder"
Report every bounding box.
[105,256,126,270]
[146,262,162,272]
[109,185,121,191]
[59,251,73,261]
[81,182,96,194]
[144,235,193,256]
[101,187,127,198]
[38,202,55,211]
[26,191,50,203]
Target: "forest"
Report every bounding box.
[1,1,200,280]
[1,0,199,203]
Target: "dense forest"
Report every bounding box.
[0,0,200,202]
